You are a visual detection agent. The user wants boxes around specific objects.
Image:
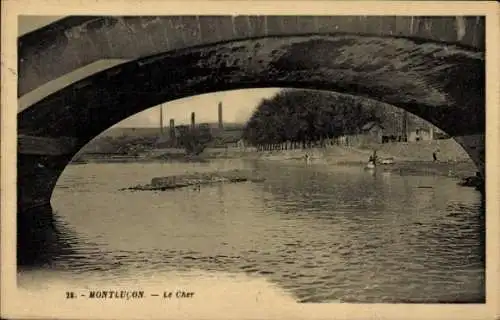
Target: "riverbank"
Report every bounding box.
[72,139,480,180]
[359,138,471,162]
[255,138,471,162]
[72,147,261,164]
[259,151,477,178]
[253,138,479,178]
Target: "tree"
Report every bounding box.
[243,89,383,148]
[177,126,213,155]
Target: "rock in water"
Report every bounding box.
[121,169,265,191]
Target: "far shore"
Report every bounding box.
[71,144,479,180]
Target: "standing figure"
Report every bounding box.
[368,150,378,166]
[366,150,377,170]
[433,148,439,162]
[372,150,378,164]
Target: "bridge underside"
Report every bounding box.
[17,34,485,264]
[18,16,485,97]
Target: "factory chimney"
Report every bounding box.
[169,119,175,138]
[191,112,196,129]
[218,102,223,129]
[159,106,164,135]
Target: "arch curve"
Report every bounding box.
[18,15,485,97]
[18,33,485,212]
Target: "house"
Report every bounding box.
[408,127,433,142]
[360,121,384,144]
[210,128,244,148]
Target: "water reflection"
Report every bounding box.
[255,162,484,302]
[18,160,485,303]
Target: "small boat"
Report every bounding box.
[365,161,376,170]
[380,157,395,165]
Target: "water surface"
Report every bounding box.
[18,159,484,303]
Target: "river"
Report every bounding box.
[17,159,485,303]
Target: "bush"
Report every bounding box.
[177,127,213,155]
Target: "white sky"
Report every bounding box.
[116,88,282,128]
[19,16,281,128]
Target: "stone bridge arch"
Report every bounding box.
[18,33,485,217]
[18,15,484,98]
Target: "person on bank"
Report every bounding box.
[366,150,377,169]
[369,150,378,164]
[304,153,311,164]
[433,149,439,162]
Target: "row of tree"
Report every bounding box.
[242,89,387,149]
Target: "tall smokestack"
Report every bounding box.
[160,106,164,134]
[191,112,196,129]
[169,119,175,138]
[218,102,223,129]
